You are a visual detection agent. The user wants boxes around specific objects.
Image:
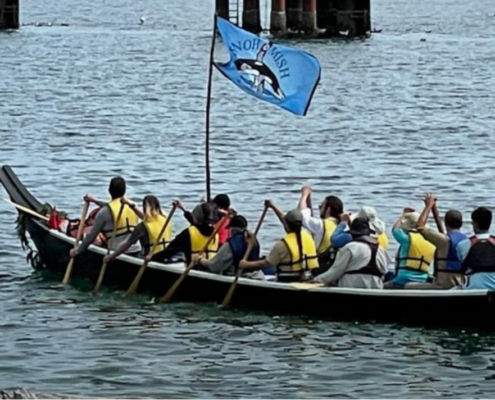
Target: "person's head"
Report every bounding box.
[108,177,126,199]
[471,207,492,233]
[285,209,303,233]
[349,217,372,239]
[212,194,230,211]
[143,195,162,219]
[227,215,248,234]
[400,212,420,231]
[354,206,385,235]
[192,202,214,226]
[444,209,463,231]
[319,195,344,220]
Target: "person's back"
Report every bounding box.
[72,177,140,258]
[457,207,495,290]
[315,218,387,289]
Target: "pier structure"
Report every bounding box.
[0,0,20,29]
[216,0,371,38]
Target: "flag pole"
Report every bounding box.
[205,14,217,203]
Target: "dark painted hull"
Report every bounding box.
[2,165,495,329]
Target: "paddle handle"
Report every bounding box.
[3,198,49,221]
[125,204,177,297]
[221,206,268,308]
[432,203,444,234]
[94,202,125,293]
[62,201,90,285]
[159,214,229,304]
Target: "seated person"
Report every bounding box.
[240,206,319,282]
[161,203,219,264]
[331,206,389,250]
[457,207,495,290]
[314,218,388,288]
[384,209,436,289]
[104,195,172,264]
[195,215,262,277]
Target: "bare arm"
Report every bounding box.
[297,186,311,211]
[239,258,270,270]
[417,192,435,231]
[266,200,287,231]
[122,198,144,220]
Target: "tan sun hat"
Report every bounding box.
[352,206,386,235]
[400,212,420,231]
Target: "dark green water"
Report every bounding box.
[1,0,495,397]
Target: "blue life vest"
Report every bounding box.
[436,231,467,273]
[227,232,261,269]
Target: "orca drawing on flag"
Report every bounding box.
[233,42,285,100]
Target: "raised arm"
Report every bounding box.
[417,193,435,231]
[297,185,312,211]
[265,200,287,231]
[121,197,144,220]
[84,194,106,208]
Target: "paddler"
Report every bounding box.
[70,177,140,258]
[160,202,219,264]
[457,207,495,290]
[406,193,466,289]
[240,202,319,282]
[103,195,172,264]
[297,185,343,272]
[384,208,436,289]
[314,218,388,288]
[194,215,263,278]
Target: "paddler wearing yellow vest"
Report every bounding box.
[297,185,343,272]
[70,177,140,258]
[103,195,172,264]
[160,202,219,264]
[240,201,319,282]
[384,208,436,289]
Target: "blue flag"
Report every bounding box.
[214,17,321,116]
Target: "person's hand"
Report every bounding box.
[301,185,312,196]
[423,192,436,209]
[84,194,96,203]
[340,213,351,224]
[239,260,249,269]
[264,199,274,209]
[173,199,185,211]
[70,248,78,258]
[403,207,415,214]
[103,255,113,264]
[228,208,238,217]
[191,254,201,265]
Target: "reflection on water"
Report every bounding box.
[1,0,495,397]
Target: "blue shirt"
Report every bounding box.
[456,232,495,290]
[331,222,352,249]
[392,227,429,286]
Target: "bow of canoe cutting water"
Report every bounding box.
[2,0,495,397]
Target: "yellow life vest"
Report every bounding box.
[106,198,139,238]
[317,218,338,255]
[143,214,172,256]
[188,226,219,260]
[377,232,389,250]
[278,230,319,280]
[398,231,436,273]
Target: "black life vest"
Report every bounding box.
[462,235,495,275]
[345,238,384,278]
[227,232,261,270]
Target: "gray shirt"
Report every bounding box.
[315,240,388,289]
[77,206,141,255]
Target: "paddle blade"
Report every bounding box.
[125,263,148,297]
[62,258,75,285]
[221,274,240,308]
[290,282,324,290]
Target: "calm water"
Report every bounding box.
[1,0,495,397]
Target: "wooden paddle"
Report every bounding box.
[125,204,177,297]
[3,198,49,221]
[432,203,445,234]
[159,214,229,304]
[93,202,125,293]
[221,206,268,308]
[62,201,90,285]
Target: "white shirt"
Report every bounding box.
[301,208,338,248]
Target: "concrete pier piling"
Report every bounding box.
[270,0,287,35]
[301,0,317,35]
[0,0,20,29]
[242,0,262,33]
